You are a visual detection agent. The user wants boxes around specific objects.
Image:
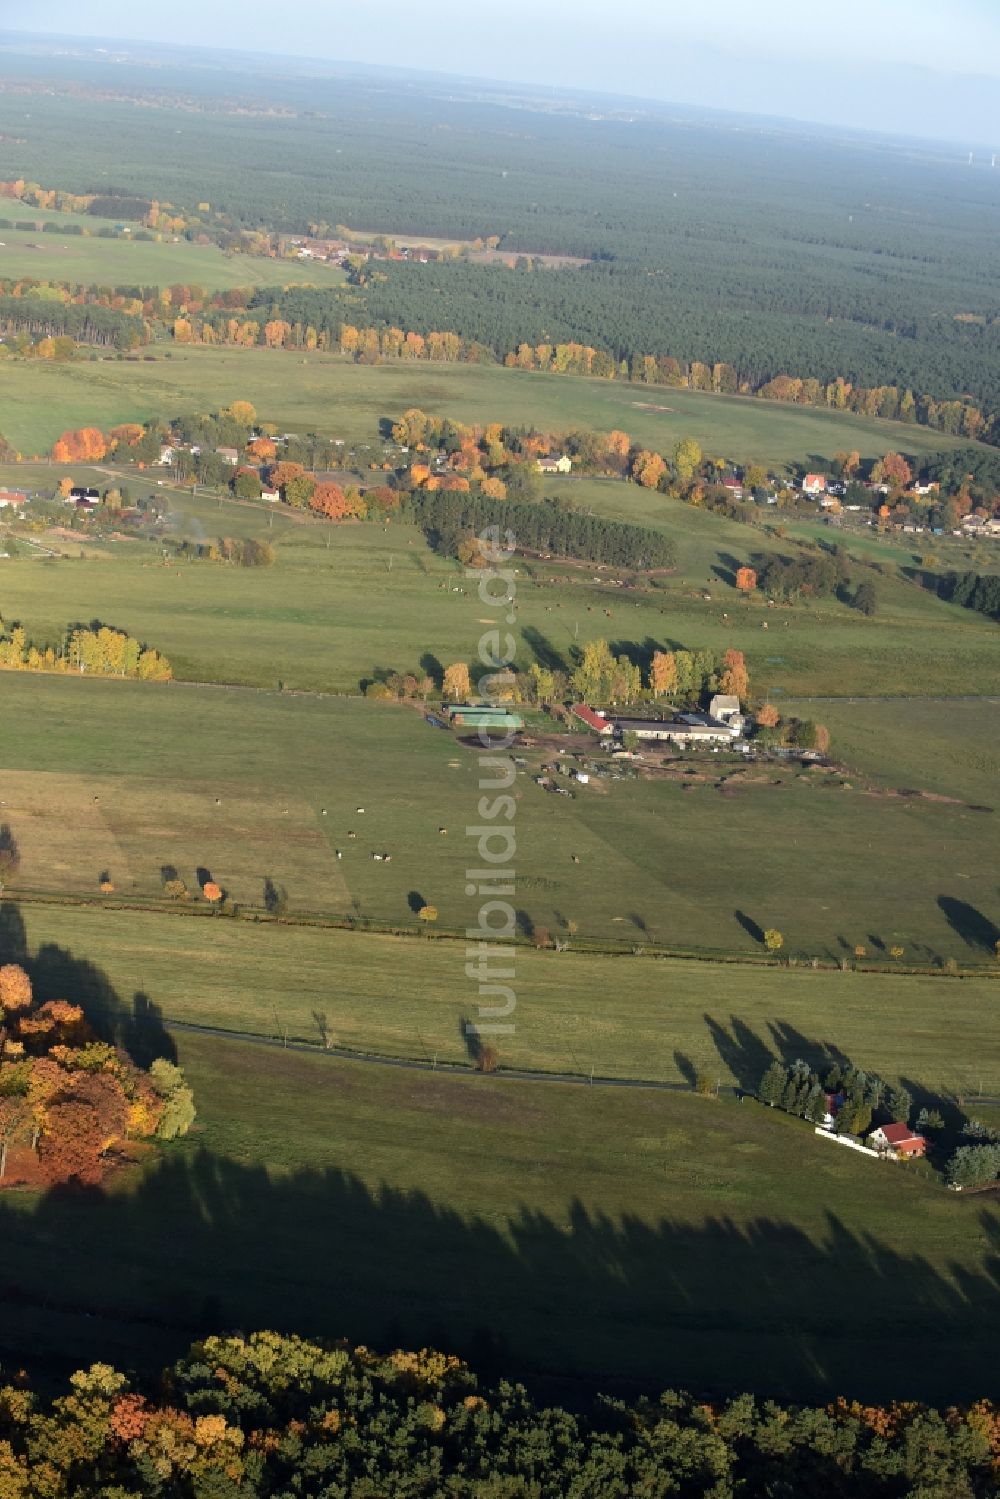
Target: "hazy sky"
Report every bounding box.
[15,0,1000,143]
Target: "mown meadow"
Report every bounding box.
[0,345,977,462]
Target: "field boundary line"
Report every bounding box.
[7,889,1000,980]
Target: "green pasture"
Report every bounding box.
[0,483,997,698]
[0,219,346,293]
[2,897,996,1091]
[0,345,974,463]
[0,1030,994,1404]
[1,679,999,969]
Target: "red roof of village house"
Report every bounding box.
[880,1123,924,1145]
[572,704,612,732]
[875,1121,929,1151]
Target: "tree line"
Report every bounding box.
[0,1326,994,1495]
[0,294,142,350]
[0,621,171,680]
[171,285,998,446]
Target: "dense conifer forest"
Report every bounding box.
[1,53,998,411]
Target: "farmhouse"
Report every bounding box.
[536,454,572,474]
[0,488,27,509]
[215,447,239,466]
[260,487,280,502]
[721,477,744,501]
[709,694,744,731]
[802,473,827,495]
[868,1123,928,1158]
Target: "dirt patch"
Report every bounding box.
[630,401,677,413]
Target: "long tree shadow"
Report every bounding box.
[937,896,1000,951]
[521,626,567,673]
[0,908,996,1413]
[0,903,175,1065]
[733,909,765,945]
[0,1140,996,1410]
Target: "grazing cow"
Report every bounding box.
[438,826,448,835]
[372,852,383,861]
[348,831,357,839]
[335,850,342,859]
[356,807,365,813]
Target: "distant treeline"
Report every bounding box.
[189,286,996,446]
[406,489,676,570]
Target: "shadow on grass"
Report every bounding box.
[0,902,175,1068]
[0,904,996,1412]
[2,1140,997,1410]
[937,896,1000,952]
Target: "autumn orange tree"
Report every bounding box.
[51,427,108,463]
[649,649,678,697]
[0,965,194,1186]
[736,566,757,594]
[442,662,472,701]
[718,648,749,702]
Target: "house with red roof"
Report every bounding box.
[802,473,828,495]
[868,1123,928,1158]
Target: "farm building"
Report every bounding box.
[0,488,27,509]
[572,704,614,734]
[868,1124,928,1159]
[536,454,572,474]
[802,473,828,495]
[611,713,739,747]
[709,694,744,730]
[449,708,524,730]
[215,447,239,466]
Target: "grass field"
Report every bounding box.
[0,346,976,463]
[1,676,999,972]
[3,896,997,1092]
[0,1030,994,1405]
[0,219,347,292]
[1,482,998,702]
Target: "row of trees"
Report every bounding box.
[0,963,194,1186]
[0,622,171,680]
[172,537,275,567]
[758,1058,911,1139]
[0,1327,994,1494]
[405,489,676,570]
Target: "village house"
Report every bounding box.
[801,473,827,495]
[0,488,27,509]
[721,476,744,501]
[260,487,280,502]
[536,454,572,475]
[868,1123,928,1159]
[215,447,239,466]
